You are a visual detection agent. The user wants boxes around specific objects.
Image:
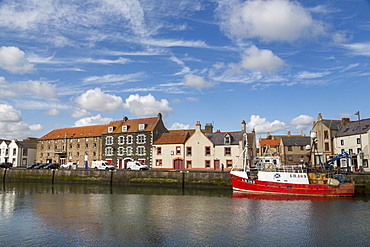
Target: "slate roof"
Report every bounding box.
[17,141,37,149]
[154,132,190,145]
[206,131,243,145]
[281,136,310,146]
[322,119,343,131]
[335,118,370,137]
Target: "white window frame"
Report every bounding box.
[117,147,124,156]
[138,124,145,131]
[137,134,146,144]
[108,126,114,133]
[106,136,113,145]
[126,147,133,156]
[122,125,128,132]
[127,135,133,144]
[118,136,125,145]
[105,147,113,156]
[136,146,145,155]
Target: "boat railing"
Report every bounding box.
[258,165,307,173]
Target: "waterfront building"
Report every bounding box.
[0,138,37,167]
[101,113,168,168]
[334,118,370,172]
[152,120,256,171]
[280,136,310,166]
[37,124,108,167]
[309,113,349,166]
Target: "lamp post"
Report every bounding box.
[355,111,363,172]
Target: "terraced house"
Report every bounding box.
[101,113,168,168]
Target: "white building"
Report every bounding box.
[334,118,370,172]
[0,139,37,167]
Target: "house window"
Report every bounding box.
[357,138,361,144]
[108,126,114,133]
[324,130,329,139]
[118,136,125,145]
[136,146,145,155]
[341,140,344,146]
[122,125,128,132]
[186,147,192,156]
[157,147,162,155]
[224,147,231,156]
[126,147,133,155]
[105,147,113,156]
[357,148,361,154]
[205,160,211,168]
[137,134,146,144]
[13,148,16,155]
[288,155,293,161]
[156,159,162,166]
[85,143,88,148]
[324,142,329,151]
[68,152,72,159]
[106,136,113,145]
[288,146,292,151]
[138,124,145,130]
[205,146,211,156]
[224,135,231,145]
[186,160,192,168]
[23,148,28,156]
[93,152,96,157]
[176,146,181,155]
[300,146,304,151]
[117,147,124,156]
[69,144,72,149]
[127,135,133,144]
[226,160,233,168]
[93,143,97,148]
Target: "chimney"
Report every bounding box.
[287,131,291,136]
[123,116,128,122]
[157,112,162,120]
[196,121,201,132]
[241,120,246,133]
[205,123,213,133]
[318,113,322,121]
[300,130,304,136]
[341,118,350,126]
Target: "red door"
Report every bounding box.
[214,160,220,170]
[173,159,184,169]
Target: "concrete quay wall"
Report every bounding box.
[0,169,231,188]
[1,169,369,192]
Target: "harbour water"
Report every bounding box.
[1,182,369,246]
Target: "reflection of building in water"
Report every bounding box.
[0,190,16,218]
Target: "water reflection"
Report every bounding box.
[0,182,369,246]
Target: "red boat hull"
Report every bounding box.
[230,173,355,197]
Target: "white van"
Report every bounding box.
[91,161,115,170]
[126,161,149,171]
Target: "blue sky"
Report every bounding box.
[0,0,370,140]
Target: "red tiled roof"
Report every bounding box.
[260,139,280,146]
[38,124,110,140]
[154,132,190,144]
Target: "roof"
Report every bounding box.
[281,136,310,146]
[154,132,190,144]
[38,123,110,140]
[17,141,37,149]
[260,139,280,146]
[322,119,343,131]
[206,131,243,145]
[335,118,370,137]
[106,116,161,134]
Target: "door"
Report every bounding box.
[173,159,184,169]
[214,160,220,170]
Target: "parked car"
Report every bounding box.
[61,162,75,169]
[91,161,115,170]
[27,163,40,169]
[34,163,49,169]
[0,162,13,168]
[43,163,60,169]
[126,161,149,171]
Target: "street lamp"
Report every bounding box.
[355,111,363,172]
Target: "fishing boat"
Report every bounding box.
[230,149,355,197]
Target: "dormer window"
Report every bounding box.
[122,125,128,132]
[138,124,145,131]
[108,126,114,133]
[224,134,231,145]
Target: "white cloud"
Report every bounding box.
[170,122,192,130]
[29,124,43,132]
[123,94,172,118]
[82,73,143,85]
[296,71,331,79]
[45,109,61,116]
[17,80,57,98]
[289,115,314,130]
[186,97,199,102]
[75,88,123,112]
[246,115,287,133]
[74,114,112,127]
[71,108,91,119]
[0,46,35,74]
[183,74,215,90]
[342,43,370,56]
[217,0,323,42]
[0,104,22,122]
[240,45,284,74]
